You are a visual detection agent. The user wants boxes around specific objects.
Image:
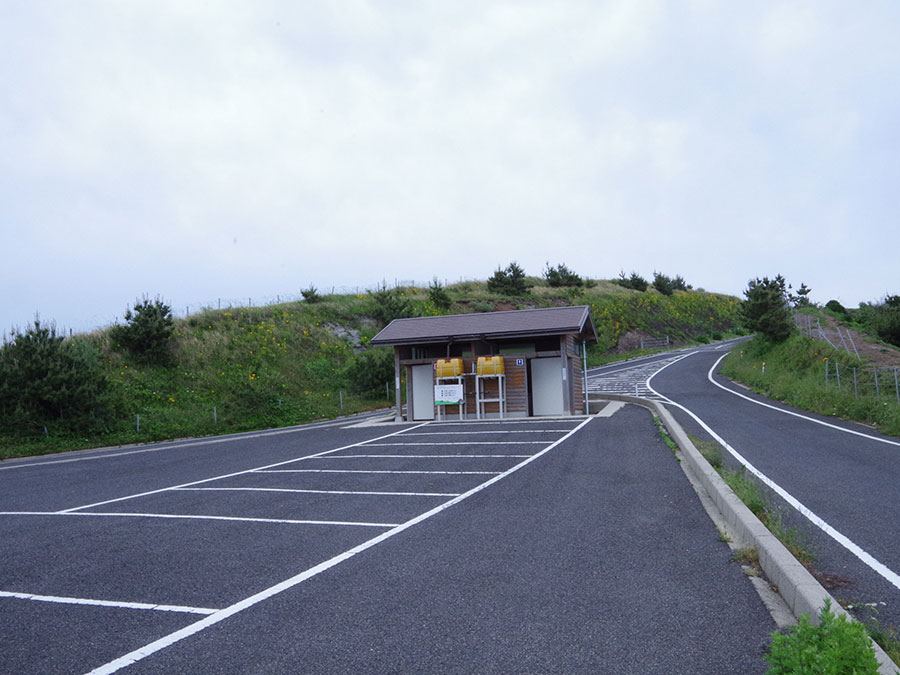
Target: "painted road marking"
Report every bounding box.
[86,416,595,674]
[595,401,626,417]
[254,469,501,476]
[403,430,570,435]
[319,454,531,459]
[707,353,900,448]
[0,511,400,528]
[55,422,431,514]
[646,353,900,594]
[175,487,462,497]
[0,591,219,615]
[361,441,546,446]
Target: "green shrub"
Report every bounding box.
[544,262,583,288]
[0,320,108,433]
[109,297,175,364]
[367,283,414,326]
[487,262,530,296]
[301,286,323,304]
[765,599,879,674]
[614,270,649,292]
[427,278,453,310]
[345,348,394,394]
[825,299,848,316]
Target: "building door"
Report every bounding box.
[411,364,435,421]
[530,357,564,416]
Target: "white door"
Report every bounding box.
[531,357,564,416]
[411,364,435,420]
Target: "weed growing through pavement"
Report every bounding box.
[653,417,679,461]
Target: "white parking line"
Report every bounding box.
[403,430,569,435]
[175,487,461,497]
[0,590,219,615]
[362,441,546,446]
[0,511,400,528]
[87,416,594,674]
[56,423,430,514]
[254,469,501,475]
[321,454,531,459]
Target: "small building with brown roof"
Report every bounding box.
[370,305,598,421]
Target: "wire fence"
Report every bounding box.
[174,279,451,320]
[824,360,900,403]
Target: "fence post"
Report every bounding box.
[825,359,829,383]
[213,406,217,425]
[853,368,858,399]
[386,381,390,399]
[339,391,344,409]
[136,414,140,433]
[895,369,899,404]
[875,368,880,398]
[836,362,841,389]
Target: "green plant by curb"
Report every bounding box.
[765,599,881,674]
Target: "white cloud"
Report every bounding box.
[2,1,899,332]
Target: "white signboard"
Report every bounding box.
[434,384,464,405]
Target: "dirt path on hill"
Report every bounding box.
[795,312,900,367]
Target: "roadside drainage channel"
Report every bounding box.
[589,395,897,675]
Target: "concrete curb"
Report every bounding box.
[590,396,897,674]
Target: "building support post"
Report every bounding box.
[393,348,403,422]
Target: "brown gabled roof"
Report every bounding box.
[370,305,598,346]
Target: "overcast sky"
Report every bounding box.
[2,1,899,335]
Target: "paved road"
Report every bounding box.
[0,406,774,673]
[590,343,900,633]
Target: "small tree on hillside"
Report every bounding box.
[790,283,813,308]
[109,297,175,364]
[301,285,323,304]
[544,262,583,288]
[742,275,793,343]
[487,262,530,296]
[367,282,414,326]
[0,319,108,433]
[616,271,649,292]
[427,278,453,311]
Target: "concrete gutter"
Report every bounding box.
[591,395,897,674]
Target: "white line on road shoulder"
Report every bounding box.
[707,353,900,448]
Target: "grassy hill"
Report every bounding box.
[0,279,742,459]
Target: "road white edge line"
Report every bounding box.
[85,415,594,674]
[0,591,218,615]
[646,355,900,593]
[707,353,900,447]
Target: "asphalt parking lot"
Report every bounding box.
[1,405,775,674]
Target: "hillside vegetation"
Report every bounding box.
[0,278,741,459]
